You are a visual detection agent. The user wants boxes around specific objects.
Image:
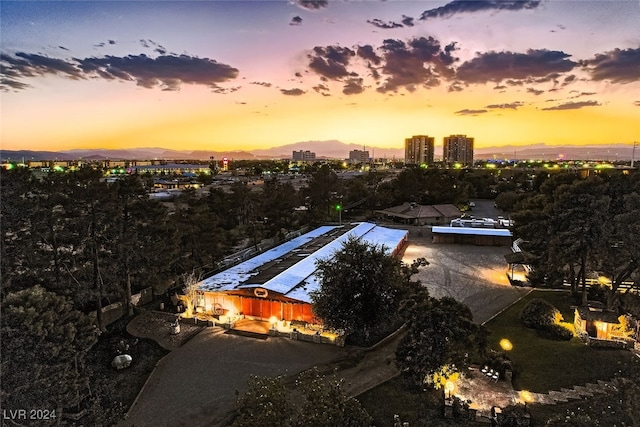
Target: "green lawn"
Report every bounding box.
[484,289,640,392]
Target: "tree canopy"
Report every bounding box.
[311,237,409,337]
[1,286,98,415]
[512,171,640,307]
[232,369,371,427]
[396,293,487,388]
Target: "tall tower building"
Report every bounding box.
[404,135,435,165]
[443,134,474,165]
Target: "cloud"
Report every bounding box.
[343,77,364,95]
[455,108,488,115]
[290,16,303,26]
[581,47,640,84]
[485,101,524,109]
[2,52,84,80]
[448,81,464,92]
[542,100,601,111]
[401,15,415,27]
[456,49,577,84]
[251,81,272,87]
[312,83,329,92]
[367,19,403,29]
[140,39,168,55]
[376,37,458,93]
[420,0,540,20]
[211,84,241,94]
[280,87,305,96]
[307,45,356,79]
[357,45,382,65]
[305,36,458,94]
[634,101,640,107]
[292,0,328,10]
[527,87,544,95]
[0,51,239,91]
[569,91,596,98]
[58,46,69,51]
[493,84,507,90]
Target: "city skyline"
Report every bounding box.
[1,1,639,152]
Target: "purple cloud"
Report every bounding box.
[293,0,328,10]
[367,19,403,29]
[420,0,540,20]
[581,47,640,84]
[0,51,239,91]
[456,49,577,84]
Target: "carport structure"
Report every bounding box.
[193,222,408,326]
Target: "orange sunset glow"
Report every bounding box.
[1,1,639,154]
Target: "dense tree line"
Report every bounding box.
[511,171,640,308]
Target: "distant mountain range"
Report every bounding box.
[1,141,637,162]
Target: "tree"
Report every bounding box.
[311,237,407,338]
[1,286,98,418]
[294,369,372,427]
[232,375,292,427]
[303,165,341,224]
[259,177,299,240]
[232,368,371,427]
[396,296,487,388]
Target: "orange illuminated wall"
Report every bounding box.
[202,289,316,323]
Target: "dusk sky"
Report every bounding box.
[1,0,639,152]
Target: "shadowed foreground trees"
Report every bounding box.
[1,286,98,418]
[232,368,372,427]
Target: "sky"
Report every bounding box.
[1,0,639,153]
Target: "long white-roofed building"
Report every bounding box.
[193,222,408,326]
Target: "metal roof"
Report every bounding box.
[198,222,408,303]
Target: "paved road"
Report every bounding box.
[121,329,348,427]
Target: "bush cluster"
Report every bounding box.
[520,298,559,329]
[537,324,573,341]
[520,298,573,341]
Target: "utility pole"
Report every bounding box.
[632,141,638,168]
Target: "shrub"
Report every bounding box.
[537,324,573,341]
[520,298,560,329]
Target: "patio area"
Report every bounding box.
[452,366,525,418]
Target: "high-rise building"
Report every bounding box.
[404,135,435,165]
[292,150,316,161]
[349,149,370,163]
[443,134,474,165]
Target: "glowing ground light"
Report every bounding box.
[519,390,533,403]
[500,338,513,352]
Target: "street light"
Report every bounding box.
[444,380,455,399]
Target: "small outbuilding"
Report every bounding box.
[431,226,512,246]
[375,203,460,225]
